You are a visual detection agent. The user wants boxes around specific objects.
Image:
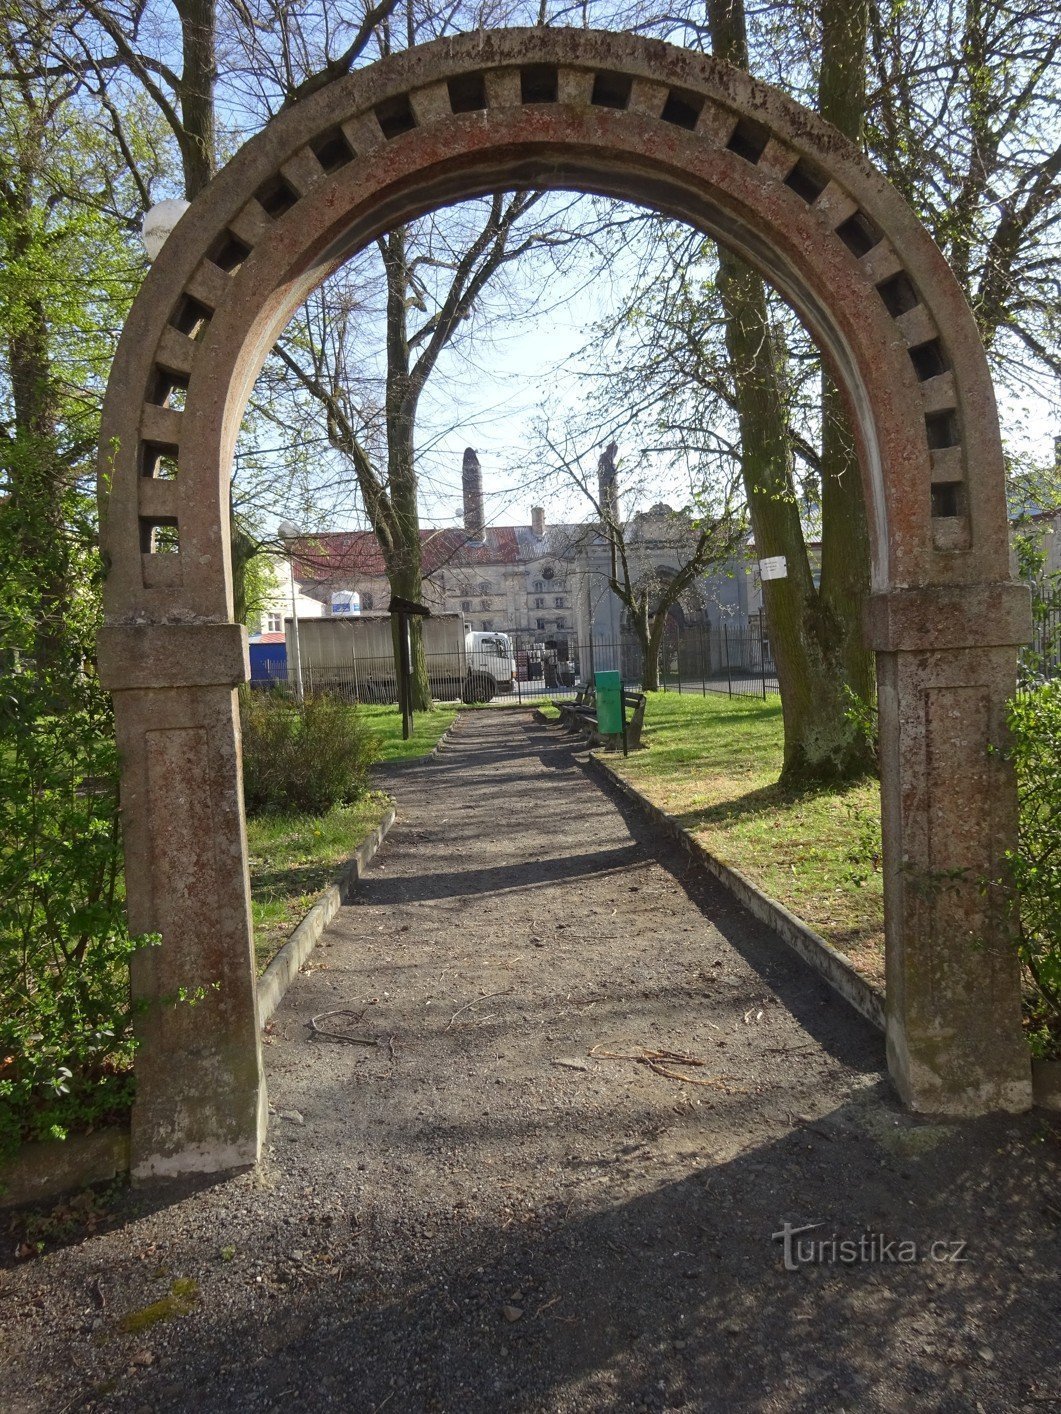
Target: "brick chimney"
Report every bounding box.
[531,506,545,537]
[462,447,485,542]
[598,441,620,522]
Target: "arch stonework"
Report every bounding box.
[96,28,1032,1177]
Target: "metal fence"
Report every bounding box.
[1024,590,1061,685]
[254,622,780,705]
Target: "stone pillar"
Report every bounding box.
[866,585,1033,1115]
[97,624,267,1178]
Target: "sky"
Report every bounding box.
[233,193,1060,542]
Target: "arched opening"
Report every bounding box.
[96,28,1031,1177]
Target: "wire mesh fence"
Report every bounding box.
[252,621,781,705]
[1020,588,1061,689]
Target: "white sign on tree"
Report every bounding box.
[759,555,788,581]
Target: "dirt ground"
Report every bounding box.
[2,711,1059,1413]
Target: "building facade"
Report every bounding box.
[285,448,758,673]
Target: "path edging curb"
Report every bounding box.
[431,712,461,754]
[257,805,397,1026]
[258,712,457,1025]
[0,1126,131,1211]
[584,753,886,1034]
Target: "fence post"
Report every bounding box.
[724,624,732,697]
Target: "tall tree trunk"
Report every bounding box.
[645,611,671,692]
[174,0,217,199]
[708,0,875,782]
[382,227,431,710]
[817,0,876,714]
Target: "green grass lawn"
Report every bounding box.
[599,692,886,985]
[246,703,455,971]
[246,795,391,971]
[361,702,458,762]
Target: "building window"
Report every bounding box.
[362,592,373,611]
[533,580,544,592]
[480,599,491,611]
[534,596,544,609]
[266,612,283,633]
[461,600,471,612]
[556,617,566,629]
[554,596,565,608]
[481,620,492,630]
[536,618,546,631]
[478,580,491,595]
[542,565,555,580]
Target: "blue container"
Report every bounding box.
[249,641,287,685]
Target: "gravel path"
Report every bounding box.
[2,710,1059,1413]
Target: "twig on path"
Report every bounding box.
[589,1042,745,1091]
[444,988,513,1032]
[309,1009,381,1045]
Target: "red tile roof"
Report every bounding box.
[292,527,523,582]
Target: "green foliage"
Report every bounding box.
[241,691,379,816]
[0,51,149,1160]
[1007,684,1061,1059]
[0,491,141,1160]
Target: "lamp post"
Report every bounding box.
[278,522,305,704]
[141,199,191,261]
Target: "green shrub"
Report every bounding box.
[241,691,379,816]
[0,497,139,1160]
[1007,682,1061,1059]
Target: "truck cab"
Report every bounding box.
[465,630,516,698]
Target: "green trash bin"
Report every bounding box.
[594,670,623,736]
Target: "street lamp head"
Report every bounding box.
[141,199,191,261]
[277,520,300,540]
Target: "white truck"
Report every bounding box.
[287,613,516,703]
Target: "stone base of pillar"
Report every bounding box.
[869,586,1033,1116]
[131,1070,267,1181]
[99,624,268,1178]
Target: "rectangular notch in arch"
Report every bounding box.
[835,210,882,258]
[875,270,919,318]
[375,93,417,139]
[309,125,355,171]
[448,72,487,113]
[142,441,179,479]
[660,88,704,130]
[930,481,966,518]
[170,294,212,340]
[925,409,960,450]
[520,64,558,104]
[148,368,188,410]
[909,337,949,382]
[207,230,252,274]
[255,173,300,219]
[784,159,828,203]
[591,70,632,110]
[726,117,770,164]
[139,516,180,554]
[310,126,355,173]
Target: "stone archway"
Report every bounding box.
[96,27,1032,1178]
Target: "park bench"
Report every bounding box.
[556,685,647,751]
[555,682,595,731]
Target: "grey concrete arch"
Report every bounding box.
[96,27,1031,1177]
